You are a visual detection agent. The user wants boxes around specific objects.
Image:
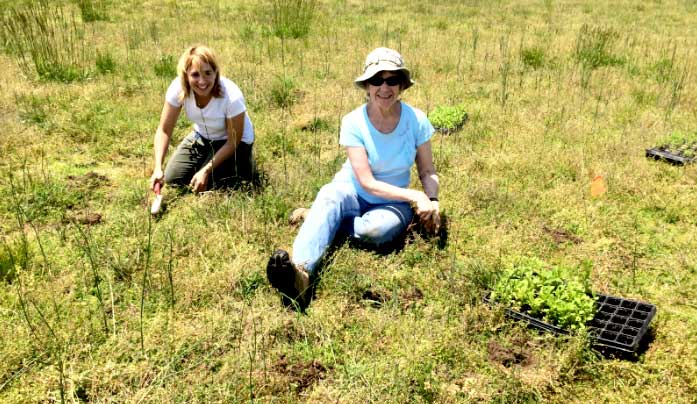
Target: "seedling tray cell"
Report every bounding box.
[646,141,697,165]
[433,121,467,135]
[484,293,656,356]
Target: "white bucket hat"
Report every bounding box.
[354,47,414,90]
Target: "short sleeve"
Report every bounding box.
[339,114,365,148]
[165,79,182,108]
[222,79,247,118]
[415,110,435,147]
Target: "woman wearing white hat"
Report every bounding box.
[267,47,440,308]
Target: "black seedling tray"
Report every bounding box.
[484,293,656,356]
[646,141,697,165]
[433,121,466,135]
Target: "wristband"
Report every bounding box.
[429,197,439,202]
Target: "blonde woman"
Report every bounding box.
[267,47,440,308]
[150,45,255,193]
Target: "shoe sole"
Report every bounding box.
[266,249,301,304]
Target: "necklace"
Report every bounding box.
[194,94,211,108]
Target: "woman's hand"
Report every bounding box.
[423,200,440,234]
[411,192,440,234]
[150,168,164,191]
[189,165,210,193]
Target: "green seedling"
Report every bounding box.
[491,258,596,331]
[428,104,468,132]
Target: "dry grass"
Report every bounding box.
[1,0,696,402]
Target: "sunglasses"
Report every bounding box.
[366,75,402,87]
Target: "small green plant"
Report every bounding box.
[575,24,623,70]
[650,58,674,84]
[269,75,298,108]
[153,55,176,78]
[95,50,116,74]
[490,257,596,331]
[268,0,317,39]
[659,131,697,146]
[74,0,109,23]
[1,238,29,283]
[428,104,468,132]
[521,46,546,69]
[305,117,330,132]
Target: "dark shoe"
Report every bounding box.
[266,249,309,310]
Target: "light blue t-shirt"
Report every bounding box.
[333,102,434,204]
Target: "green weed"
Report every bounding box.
[95,50,116,74]
[521,46,546,69]
[499,35,512,106]
[0,2,92,82]
[268,0,317,39]
[73,0,109,23]
[1,237,29,283]
[574,24,623,70]
[153,55,176,78]
[269,75,298,108]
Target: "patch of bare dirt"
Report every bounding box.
[361,289,389,307]
[272,354,328,393]
[63,210,102,225]
[487,336,535,368]
[67,171,110,190]
[400,287,424,310]
[542,225,582,245]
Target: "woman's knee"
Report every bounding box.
[354,215,405,245]
[353,205,412,245]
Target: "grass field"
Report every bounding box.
[1,0,696,402]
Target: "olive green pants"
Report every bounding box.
[164,132,256,190]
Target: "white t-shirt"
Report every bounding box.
[165,77,254,144]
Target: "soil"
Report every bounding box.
[362,289,389,306]
[63,210,102,225]
[542,225,582,245]
[272,354,328,393]
[487,336,534,368]
[400,287,424,310]
[67,171,110,190]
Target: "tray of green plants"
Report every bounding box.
[645,132,697,165]
[428,104,468,134]
[485,258,656,355]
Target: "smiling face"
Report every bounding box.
[366,71,403,111]
[186,58,217,99]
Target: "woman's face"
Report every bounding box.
[186,59,216,98]
[366,71,402,110]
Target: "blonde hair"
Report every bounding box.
[176,45,223,102]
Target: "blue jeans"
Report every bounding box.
[292,181,414,274]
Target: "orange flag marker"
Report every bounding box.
[591,175,606,197]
